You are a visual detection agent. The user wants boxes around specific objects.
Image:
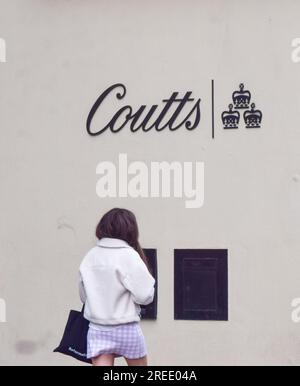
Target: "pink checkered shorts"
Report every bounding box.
[87,321,147,359]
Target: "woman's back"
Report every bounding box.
[79,237,155,325]
[79,208,155,366]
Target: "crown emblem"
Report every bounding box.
[221,82,262,131]
[243,103,262,128]
[232,83,251,109]
[221,104,240,129]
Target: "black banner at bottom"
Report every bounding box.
[0,366,205,382]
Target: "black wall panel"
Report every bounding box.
[174,249,228,321]
[140,248,157,320]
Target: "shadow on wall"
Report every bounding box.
[15,341,40,355]
[14,332,52,355]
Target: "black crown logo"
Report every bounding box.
[221,104,240,129]
[243,103,262,128]
[232,83,251,109]
[221,82,262,130]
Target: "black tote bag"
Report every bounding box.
[53,305,92,364]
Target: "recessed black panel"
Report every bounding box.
[174,249,228,321]
[140,249,157,320]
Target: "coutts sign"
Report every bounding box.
[86,83,201,136]
[86,82,262,138]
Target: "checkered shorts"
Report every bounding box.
[87,321,147,359]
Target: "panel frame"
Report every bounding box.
[174,249,228,321]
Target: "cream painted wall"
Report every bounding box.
[0,0,300,365]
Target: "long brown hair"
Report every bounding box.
[95,208,152,274]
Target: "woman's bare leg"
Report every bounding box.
[125,355,148,366]
[92,353,115,366]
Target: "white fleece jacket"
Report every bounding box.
[79,237,155,325]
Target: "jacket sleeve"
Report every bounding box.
[79,272,87,303]
[119,250,155,305]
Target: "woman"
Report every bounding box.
[79,208,155,366]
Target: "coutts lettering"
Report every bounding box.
[86,83,201,136]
